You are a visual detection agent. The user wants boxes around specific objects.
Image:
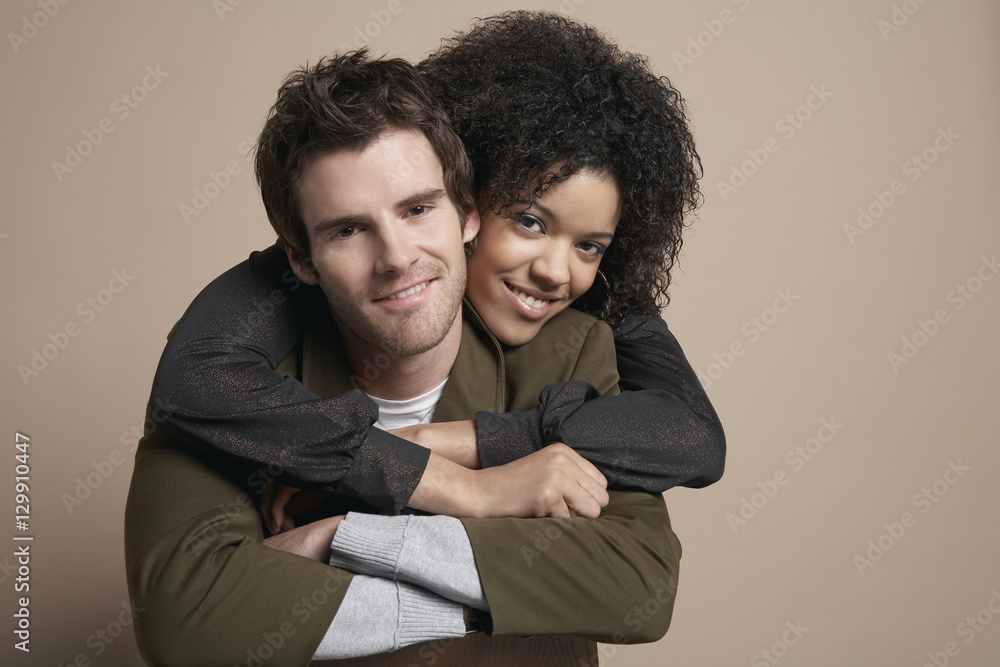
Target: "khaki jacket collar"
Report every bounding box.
[298,298,505,420]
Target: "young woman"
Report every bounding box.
[149,11,724,526]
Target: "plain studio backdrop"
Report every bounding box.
[2,1,998,665]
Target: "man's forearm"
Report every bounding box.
[125,414,350,666]
[326,491,679,644]
[462,490,680,643]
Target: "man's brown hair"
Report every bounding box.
[255,50,474,256]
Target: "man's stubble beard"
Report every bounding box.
[322,257,467,360]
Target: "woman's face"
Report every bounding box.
[466,170,621,346]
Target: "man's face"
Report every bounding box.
[288,128,479,359]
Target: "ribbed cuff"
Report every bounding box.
[396,582,466,646]
[328,513,409,579]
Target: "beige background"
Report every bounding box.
[2,1,998,665]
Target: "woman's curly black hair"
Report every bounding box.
[418,11,703,324]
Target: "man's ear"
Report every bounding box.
[285,245,319,286]
[461,206,481,244]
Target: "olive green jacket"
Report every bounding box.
[124,305,681,666]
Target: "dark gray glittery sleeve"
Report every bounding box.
[149,244,429,513]
[475,313,725,492]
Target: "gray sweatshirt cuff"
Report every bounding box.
[328,512,409,577]
[312,575,465,660]
[397,581,467,646]
[330,512,489,611]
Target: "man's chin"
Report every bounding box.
[342,311,457,360]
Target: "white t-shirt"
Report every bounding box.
[366,378,448,431]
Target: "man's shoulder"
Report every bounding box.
[526,308,613,352]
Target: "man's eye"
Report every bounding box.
[334,227,357,239]
[515,214,543,233]
[408,205,429,216]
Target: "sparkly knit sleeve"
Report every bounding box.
[476,313,725,492]
[148,244,428,513]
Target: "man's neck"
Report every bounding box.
[341,313,463,400]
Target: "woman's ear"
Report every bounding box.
[285,245,319,286]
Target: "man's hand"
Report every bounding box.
[261,483,329,534]
[408,443,609,519]
[262,515,344,562]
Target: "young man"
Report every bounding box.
[125,53,680,665]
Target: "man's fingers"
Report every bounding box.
[260,483,280,533]
[263,485,300,534]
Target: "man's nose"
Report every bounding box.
[374,224,420,274]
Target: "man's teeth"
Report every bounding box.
[386,281,428,300]
[515,290,549,309]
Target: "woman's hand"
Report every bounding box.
[408,443,609,519]
[471,443,609,519]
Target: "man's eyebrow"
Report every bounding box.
[528,200,615,239]
[397,189,447,209]
[310,189,448,238]
[313,214,365,238]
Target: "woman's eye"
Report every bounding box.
[578,241,606,257]
[408,205,428,216]
[515,214,544,232]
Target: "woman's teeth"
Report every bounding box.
[515,289,549,309]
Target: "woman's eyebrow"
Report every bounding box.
[527,200,614,238]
